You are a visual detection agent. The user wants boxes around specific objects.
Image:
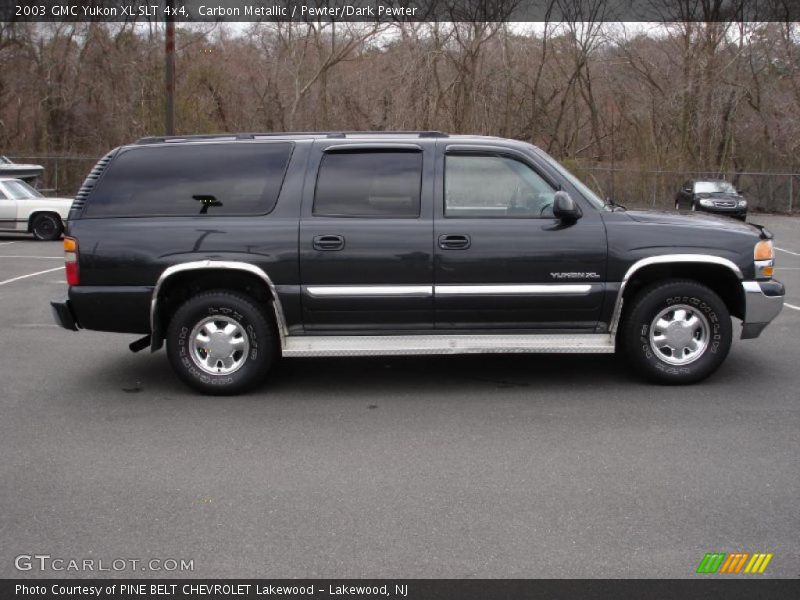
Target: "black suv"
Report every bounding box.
[51,132,784,394]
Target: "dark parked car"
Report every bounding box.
[675,179,748,220]
[51,132,784,394]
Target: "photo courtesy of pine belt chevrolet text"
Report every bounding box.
[50,132,785,395]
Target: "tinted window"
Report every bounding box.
[84,142,292,217]
[314,151,422,218]
[445,154,556,218]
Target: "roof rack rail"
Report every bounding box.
[134,132,329,145]
[325,131,449,139]
[135,133,243,144]
[134,131,450,144]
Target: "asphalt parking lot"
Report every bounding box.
[1,215,799,579]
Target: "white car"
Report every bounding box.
[0,178,73,240]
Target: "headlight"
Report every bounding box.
[699,199,714,207]
[737,199,747,208]
[754,240,774,279]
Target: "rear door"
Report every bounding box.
[433,144,607,330]
[299,141,434,332]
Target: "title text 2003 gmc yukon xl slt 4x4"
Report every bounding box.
[50,132,785,395]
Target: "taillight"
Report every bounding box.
[64,237,79,286]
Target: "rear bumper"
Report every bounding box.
[741,280,784,339]
[51,286,152,334]
[50,296,79,331]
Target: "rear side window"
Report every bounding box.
[84,142,292,217]
[313,151,422,218]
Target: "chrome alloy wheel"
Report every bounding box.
[648,304,710,366]
[189,315,250,375]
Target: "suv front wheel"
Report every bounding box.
[166,290,276,395]
[620,280,732,384]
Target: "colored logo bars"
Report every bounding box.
[696,552,773,574]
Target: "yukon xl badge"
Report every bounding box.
[550,272,601,280]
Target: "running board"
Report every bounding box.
[282,333,615,357]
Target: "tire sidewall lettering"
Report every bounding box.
[167,293,272,393]
[629,284,731,382]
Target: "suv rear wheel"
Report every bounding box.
[166,290,276,395]
[31,213,63,241]
[620,280,732,384]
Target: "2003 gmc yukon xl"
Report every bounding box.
[50,132,785,394]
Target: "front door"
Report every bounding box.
[0,183,18,230]
[299,141,435,332]
[433,145,607,330]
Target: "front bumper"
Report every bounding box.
[697,206,748,219]
[50,296,79,331]
[741,280,784,339]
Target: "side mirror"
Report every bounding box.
[553,191,582,222]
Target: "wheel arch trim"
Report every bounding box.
[608,254,743,334]
[149,260,288,351]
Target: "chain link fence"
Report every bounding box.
[575,165,798,214]
[6,155,800,214]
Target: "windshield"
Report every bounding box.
[527,146,607,210]
[3,179,43,200]
[694,181,737,194]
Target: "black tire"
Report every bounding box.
[166,290,276,395]
[620,280,732,384]
[30,213,63,241]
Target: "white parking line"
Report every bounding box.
[0,241,15,246]
[776,247,800,257]
[785,303,800,311]
[0,255,63,259]
[0,267,64,287]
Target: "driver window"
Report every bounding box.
[445,154,556,218]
